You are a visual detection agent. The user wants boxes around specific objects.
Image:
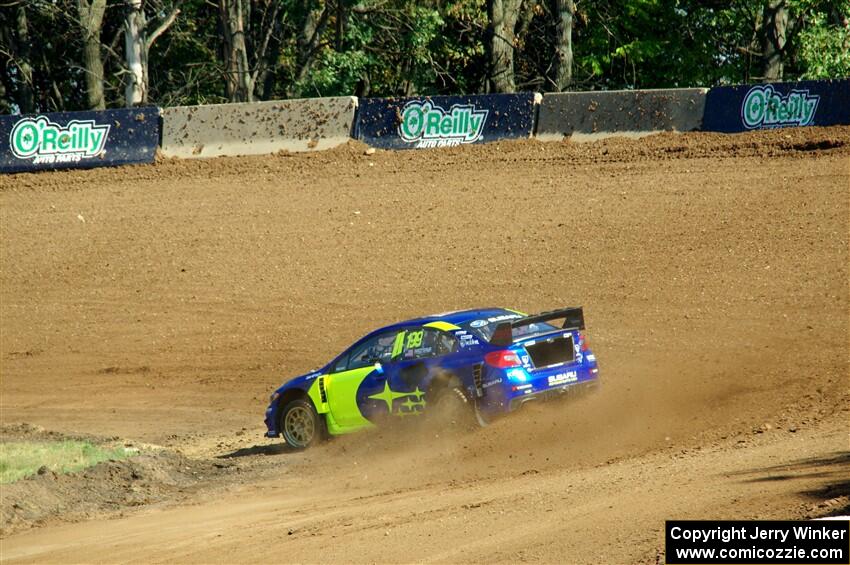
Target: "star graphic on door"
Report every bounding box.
[369,383,425,414]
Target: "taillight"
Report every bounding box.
[579,332,589,351]
[485,350,522,368]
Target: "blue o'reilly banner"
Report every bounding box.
[702,79,850,133]
[1,107,160,174]
[355,93,536,149]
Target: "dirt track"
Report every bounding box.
[1,127,848,563]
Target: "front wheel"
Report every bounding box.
[280,398,323,449]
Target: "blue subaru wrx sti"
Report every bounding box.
[265,307,599,448]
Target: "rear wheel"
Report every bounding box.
[473,401,493,428]
[280,398,323,449]
[431,385,489,429]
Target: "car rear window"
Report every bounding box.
[461,315,558,342]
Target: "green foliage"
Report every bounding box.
[568,0,759,88]
[0,440,133,484]
[794,1,850,78]
[799,21,850,78]
[1,0,847,112]
[1,1,89,112]
[148,0,225,106]
[291,1,477,97]
[300,49,370,97]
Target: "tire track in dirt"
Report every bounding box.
[0,126,847,562]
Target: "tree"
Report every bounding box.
[219,0,251,101]
[125,0,147,104]
[1,1,87,112]
[0,4,36,113]
[796,0,850,78]
[783,0,850,79]
[144,0,222,106]
[11,5,35,113]
[550,0,574,90]
[759,0,789,80]
[77,0,107,109]
[124,0,182,106]
[2,0,847,114]
[286,0,330,98]
[487,0,523,92]
[218,0,282,102]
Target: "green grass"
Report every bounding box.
[0,440,133,484]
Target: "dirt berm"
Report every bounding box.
[0,127,848,563]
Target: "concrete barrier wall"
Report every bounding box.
[160,97,357,158]
[9,81,847,173]
[537,88,708,141]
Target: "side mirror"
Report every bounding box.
[373,362,385,375]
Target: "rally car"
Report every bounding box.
[264,307,599,448]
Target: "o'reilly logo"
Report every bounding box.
[399,100,488,148]
[10,116,110,164]
[741,85,819,129]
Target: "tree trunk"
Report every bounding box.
[287,0,330,98]
[77,0,107,109]
[0,78,10,114]
[487,0,523,93]
[124,0,147,106]
[15,6,35,114]
[258,18,282,100]
[550,0,574,91]
[220,0,253,102]
[759,0,787,82]
[247,1,281,101]
[140,2,183,104]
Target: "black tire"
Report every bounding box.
[279,398,323,449]
[431,385,488,429]
[472,400,493,428]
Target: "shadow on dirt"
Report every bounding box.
[734,452,850,517]
[736,452,850,479]
[217,443,298,458]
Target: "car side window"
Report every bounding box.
[435,331,458,356]
[401,328,458,360]
[329,352,350,373]
[346,331,399,370]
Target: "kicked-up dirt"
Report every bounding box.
[0,126,848,563]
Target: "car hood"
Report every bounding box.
[274,369,324,395]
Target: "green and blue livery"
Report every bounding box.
[265,307,599,448]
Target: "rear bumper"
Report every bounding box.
[476,363,599,416]
[507,378,599,411]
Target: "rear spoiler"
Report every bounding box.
[490,307,585,347]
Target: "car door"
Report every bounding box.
[324,330,402,432]
[380,327,459,418]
